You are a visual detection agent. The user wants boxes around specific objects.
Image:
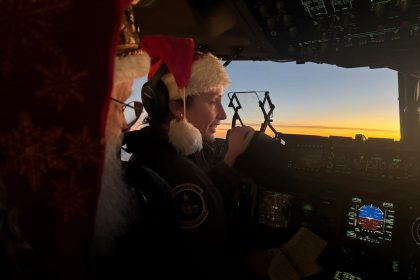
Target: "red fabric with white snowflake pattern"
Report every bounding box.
[0,0,125,279]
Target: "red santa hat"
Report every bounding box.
[140,35,230,155]
[141,35,230,100]
[113,1,151,85]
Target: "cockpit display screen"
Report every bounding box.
[346,197,395,245]
[294,148,323,170]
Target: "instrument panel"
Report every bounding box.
[275,135,420,278]
[284,134,420,181]
[212,133,420,278]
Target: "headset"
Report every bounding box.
[141,63,169,123]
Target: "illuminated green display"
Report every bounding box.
[370,0,392,5]
[301,0,327,17]
[330,0,352,12]
[302,203,314,213]
[333,270,362,280]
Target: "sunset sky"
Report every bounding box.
[131,60,400,140]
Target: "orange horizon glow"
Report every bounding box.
[215,122,400,141]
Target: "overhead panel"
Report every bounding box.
[245,0,420,70]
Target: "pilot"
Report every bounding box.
[123,35,257,280]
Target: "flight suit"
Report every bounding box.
[125,126,256,280]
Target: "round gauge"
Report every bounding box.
[411,217,420,246]
[357,204,384,231]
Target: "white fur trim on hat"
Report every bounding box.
[162,53,230,100]
[114,51,151,84]
[168,118,203,155]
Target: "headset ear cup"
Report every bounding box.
[140,63,170,124]
[141,79,169,123]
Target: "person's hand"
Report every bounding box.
[224,126,255,167]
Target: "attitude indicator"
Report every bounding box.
[347,197,395,244]
[358,204,384,231]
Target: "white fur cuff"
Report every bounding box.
[161,53,230,100]
[114,51,151,84]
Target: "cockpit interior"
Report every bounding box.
[134,0,420,278]
[1,0,420,279]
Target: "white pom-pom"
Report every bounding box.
[168,119,203,155]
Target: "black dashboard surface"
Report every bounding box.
[211,133,420,279]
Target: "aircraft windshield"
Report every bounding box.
[129,61,399,141]
[222,61,399,140]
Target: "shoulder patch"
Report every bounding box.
[172,183,209,229]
